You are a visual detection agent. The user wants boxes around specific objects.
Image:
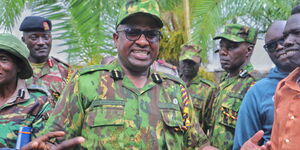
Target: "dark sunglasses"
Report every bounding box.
[116,28,162,43]
[263,38,284,53]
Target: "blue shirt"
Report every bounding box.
[232,67,289,150]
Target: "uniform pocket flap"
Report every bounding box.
[87,99,125,127]
[228,92,243,99]
[91,99,125,108]
[159,103,183,127]
[190,94,204,101]
[158,103,180,110]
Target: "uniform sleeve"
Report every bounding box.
[32,99,52,137]
[182,85,210,149]
[233,86,261,150]
[203,87,217,136]
[203,85,217,133]
[41,71,85,140]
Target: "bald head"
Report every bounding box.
[265,20,286,43]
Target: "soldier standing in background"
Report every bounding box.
[21,0,217,149]
[0,34,51,148]
[207,24,258,150]
[178,44,216,133]
[19,16,72,102]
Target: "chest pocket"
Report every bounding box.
[159,103,183,127]
[190,94,205,110]
[218,92,243,129]
[86,99,125,127]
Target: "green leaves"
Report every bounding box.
[0,0,27,31]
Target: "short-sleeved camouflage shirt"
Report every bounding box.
[0,80,51,148]
[26,57,72,101]
[207,64,256,150]
[186,74,216,132]
[42,61,209,149]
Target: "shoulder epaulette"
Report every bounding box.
[160,73,185,85]
[151,73,163,84]
[197,77,217,88]
[27,85,50,97]
[51,56,71,68]
[79,64,111,75]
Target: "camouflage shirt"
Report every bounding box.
[42,61,209,149]
[26,57,72,101]
[0,80,51,148]
[208,64,256,150]
[186,74,216,132]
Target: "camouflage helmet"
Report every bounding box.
[213,24,258,44]
[116,0,163,28]
[0,33,33,79]
[179,44,201,63]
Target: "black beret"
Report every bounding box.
[19,16,52,32]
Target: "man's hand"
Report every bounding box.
[240,130,271,150]
[21,131,85,150]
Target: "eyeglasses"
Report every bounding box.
[263,38,284,53]
[116,28,162,43]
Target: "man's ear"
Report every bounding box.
[113,33,119,48]
[246,44,254,57]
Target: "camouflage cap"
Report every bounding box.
[116,0,163,28]
[179,44,201,63]
[213,24,258,44]
[0,33,33,79]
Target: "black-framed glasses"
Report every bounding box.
[116,28,162,43]
[263,38,284,53]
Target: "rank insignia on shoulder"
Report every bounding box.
[110,69,123,80]
[239,69,248,78]
[17,89,25,99]
[151,73,162,84]
[43,21,50,31]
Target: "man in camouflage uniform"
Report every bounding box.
[20,16,72,102]
[207,24,258,150]
[22,0,215,149]
[178,44,216,132]
[0,34,51,148]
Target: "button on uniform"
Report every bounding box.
[285,138,290,143]
[173,98,178,104]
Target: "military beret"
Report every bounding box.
[213,24,258,44]
[19,16,52,32]
[0,33,33,79]
[116,0,163,28]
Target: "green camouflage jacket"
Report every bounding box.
[26,57,72,101]
[0,80,51,148]
[207,64,256,150]
[42,61,209,149]
[186,74,216,132]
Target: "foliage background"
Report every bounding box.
[0,0,299,66]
